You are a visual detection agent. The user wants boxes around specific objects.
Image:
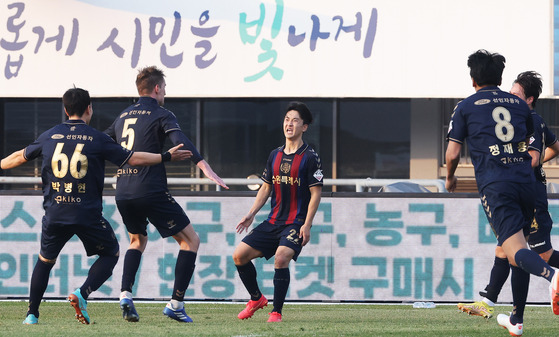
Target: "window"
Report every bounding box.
[338,99,411,180]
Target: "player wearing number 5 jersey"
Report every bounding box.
[0,88,189,325]
[446,50,558,336]
[105,66,228,323]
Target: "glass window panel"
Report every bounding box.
[3,100,62,181]
[202,99,332,191]
[338,99,411,181]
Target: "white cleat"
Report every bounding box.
[497,313,523,336]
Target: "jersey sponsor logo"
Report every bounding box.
[447,120,453,134]
[529,136,535,145]
[116,167,139,176]
[54,195,82,204]
[474,99,491,105]
[313,169,323,181]
[120,112,129,118]
[51,134,64,139]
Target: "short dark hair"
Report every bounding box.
[136,66,165,95]
[514,71,542,107]
[467,49,505,87]
[286,101,313,125]
[62,88,90,117]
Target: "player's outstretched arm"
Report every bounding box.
[299,185,322,246]
[1,149,27,171]
[197,159,229,189]
[167,144,192,161]
[544,141,559,163]
[128,144,190,166]
[445,141,461,192]
[529,149,541,168]
[236,183,272,234]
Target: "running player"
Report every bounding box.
[457,71,559,321]
[0,88,189,325]
[233,102,323,322]
[105,66,228,323]
[446,51,559,336]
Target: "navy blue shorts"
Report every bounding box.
[116,191,189,238]
[242,221,303,261]
[528,181,553,253]
[480,182,535,246]
[40,216,119,259]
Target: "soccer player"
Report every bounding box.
[457,71,559,321]
[233,102,323,323]
[0,88,190,325]
[446,50,559,336]
[105,66,228,323]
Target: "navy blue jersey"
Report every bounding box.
[447,86,535,190]
[261,143,323,225]
[23,120,132,225]
[528,111,558,183]
[105,97,202,200]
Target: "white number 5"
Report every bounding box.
[120,118,137,150]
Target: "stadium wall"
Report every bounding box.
[1,193,556,303]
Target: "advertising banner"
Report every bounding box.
[0,0,552,98]
[1,194,556,303]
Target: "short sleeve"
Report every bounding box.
[446,102,466,144]
[261,150,276,185]
[306,150,323,187]
[100,132,133,167]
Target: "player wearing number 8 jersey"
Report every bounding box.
[105,66,228,323]
[0,88,189,325]
[446,50,558,335]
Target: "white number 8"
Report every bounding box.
[492,107,514,142]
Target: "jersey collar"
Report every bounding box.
[477,85,500,93]
[281,142,308,155]
[137,96,158,105]
[64,119,87,125]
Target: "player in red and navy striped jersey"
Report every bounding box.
[233,102,323,323]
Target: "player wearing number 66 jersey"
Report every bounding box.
[446,50,558,336]
[105,66,228,323]
[0,88,189,325]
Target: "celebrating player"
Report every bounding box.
[0,88,189,325]
[446,51,559,336]
[105,66,228,323]
[458,71,559,322]
[233,102,323,322]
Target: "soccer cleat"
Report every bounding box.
[68,288,90,324]
[237,295,268,320]
[120,298,139,322]
[551,271,559,315]
[497,313,523,336]
[22,314,38,325]
[457,300,494,318]
[163,303,193,323]
[267,312,282,322]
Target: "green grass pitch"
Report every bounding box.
[1,300,558,336]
